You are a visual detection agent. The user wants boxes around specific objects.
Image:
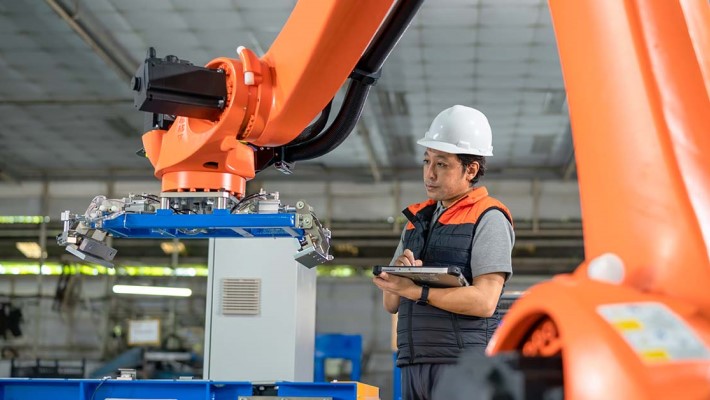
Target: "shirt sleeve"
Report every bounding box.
[470,209,515,282]
[389,229,406,266]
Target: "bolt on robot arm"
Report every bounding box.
[58,0,424,268]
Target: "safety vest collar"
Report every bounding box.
[444,186,489,212]
[406,186,490,216]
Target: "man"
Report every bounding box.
[372,105,515,400]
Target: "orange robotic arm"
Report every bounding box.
[485,0,710,399]
[135,0,423,197]
[58,1,426,271]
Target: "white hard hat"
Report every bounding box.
[417,105,493,156]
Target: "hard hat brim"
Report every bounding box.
[417,138,493,157]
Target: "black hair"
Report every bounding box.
[456,154,486,187]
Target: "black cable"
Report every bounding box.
[230,192,266,213]
[283,79,371,162]
[138,194,160,203]
[134,194,187,215]
[288,100,333,145]
[357,0,425,73]
[282,0,424,163]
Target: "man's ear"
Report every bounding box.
[467,161,480,180]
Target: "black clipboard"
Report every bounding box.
[372,265,469,288]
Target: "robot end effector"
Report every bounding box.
[57,211,118,268]
[57,193,333,269]
[56,195,152,268]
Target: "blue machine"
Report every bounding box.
[0,379,371,400]
[314,334,362,382]
[56,192,335,384]
[393,352,402,400]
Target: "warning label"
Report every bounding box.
[598,302,710,363]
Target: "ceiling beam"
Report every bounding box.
[44,0,137,81]
[562,155,577,181]
[559,123,577,180]
[357,120,382,182]
[0,98,131,106]
[0,163,20,184]
[256,165,578,182]
[8,163,580,183]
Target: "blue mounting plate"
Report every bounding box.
[101,209,305,239]
[0,379,366,400]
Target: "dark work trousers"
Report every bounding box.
[400,363,452,400]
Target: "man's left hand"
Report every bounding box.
[373,272,421,301]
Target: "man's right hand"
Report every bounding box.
[394,249,423,267]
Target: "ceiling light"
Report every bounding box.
[16,242,43,259]
[112,285,192,297]
[160,241,186,255]
[0,216,50,224]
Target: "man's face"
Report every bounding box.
[422,148,476,207]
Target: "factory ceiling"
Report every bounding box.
[0,0,573,184]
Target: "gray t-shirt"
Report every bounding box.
[389,203,515,282]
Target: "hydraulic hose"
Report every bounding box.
[289,100,333,145]
[283,0,424,163]
[285,80,371,162]
[358,0,425,74]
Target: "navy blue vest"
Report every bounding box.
[395,187,512,366]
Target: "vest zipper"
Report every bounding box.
[451,314,464,348]
[407,300,415,363]
[419,218,437,260]
[406,204,440,363]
